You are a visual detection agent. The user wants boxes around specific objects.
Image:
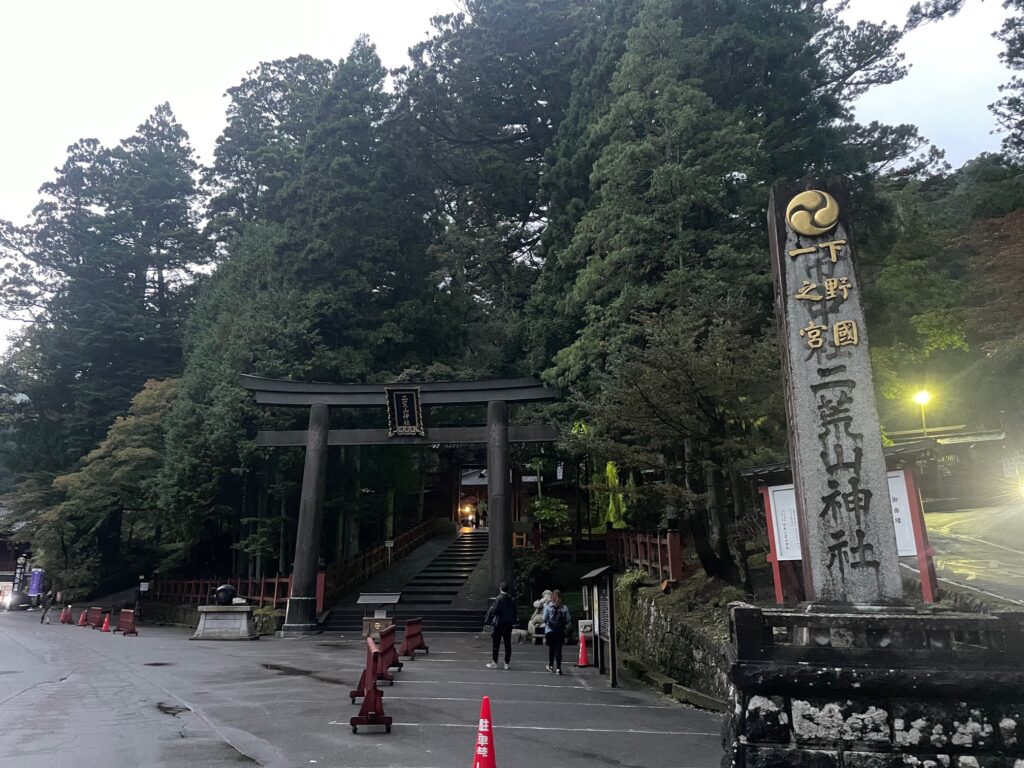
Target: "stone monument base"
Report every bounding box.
[275,624,322,638]
[724,601,1024,767]
[190,604,259,641]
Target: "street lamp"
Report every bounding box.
[912,390,932,436]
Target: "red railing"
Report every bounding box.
[606,529,684,582]
[149,573,326,614]
[324,520,435,603]
[150,520,435,616]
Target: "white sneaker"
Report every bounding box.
[503,662,510,670]
[546,665,554,673]
[557,668,563,675]
[486,662,498,669]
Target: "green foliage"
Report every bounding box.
[532,496,571,538]
[3,0,1017,595]
[513,547,555,602]
[21,378,179,592]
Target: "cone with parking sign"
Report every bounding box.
[471,695,496,768]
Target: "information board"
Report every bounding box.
[887,471,916,557]
[766,469,918,560]
[767,484,801,561]
[597,588,611,642]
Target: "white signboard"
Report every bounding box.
[767,469,917,560]
[886,471,916,557]
[767,484,801,561]
[139,582,150,592]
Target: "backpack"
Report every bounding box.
[547,603,567,631]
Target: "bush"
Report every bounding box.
[513,548,555,604]
[533,497,571,540]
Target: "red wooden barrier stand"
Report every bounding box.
[350,637,392,733]
[350,629,397,702]
[378,625,403,675]
[87,606,104,628]
[112,608,139,636]
[399,617,429,658]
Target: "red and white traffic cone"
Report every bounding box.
[77,610,88,627]
[577,632,590,668]
[471,696,497,768]
[100,614,110,632]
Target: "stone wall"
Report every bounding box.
[614,575,735,704]
[725,602,1024,768]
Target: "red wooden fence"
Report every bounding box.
[606,529,684,582]
[151,520,435,616]
[149,573,325,613]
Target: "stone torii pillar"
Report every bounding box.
[487,400,513,591]
[281,403,329,635]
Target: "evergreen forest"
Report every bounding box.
[2,0,1024,595]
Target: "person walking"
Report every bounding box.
[543,589,571,675]
[485,582,517,669]
[38,590,54,624]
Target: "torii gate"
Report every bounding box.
[240,375,558,636]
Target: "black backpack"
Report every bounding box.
[548,604,567,631]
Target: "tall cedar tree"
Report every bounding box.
[0,104,207,474]
[530,0,929,580]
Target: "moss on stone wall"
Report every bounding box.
[615,571,744,701]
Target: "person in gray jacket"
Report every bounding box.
[484,583,517,669]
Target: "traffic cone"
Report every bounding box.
[471,696,497,768]
[577,632,590,668]
[77,610,88,627]
[100,613,110,632]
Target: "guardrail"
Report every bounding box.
[606,529,684,582]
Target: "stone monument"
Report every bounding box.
[768,184,901,604]
[721,181,1024,768]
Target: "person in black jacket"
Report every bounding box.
[484,583,517,669]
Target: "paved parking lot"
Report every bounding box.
[0,610,724,767]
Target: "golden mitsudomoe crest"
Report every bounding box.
[786,190,840,236]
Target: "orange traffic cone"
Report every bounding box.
[100,613,110,632]
[577,632,590,668]
[77,610,88,627]
[471,696,497,768]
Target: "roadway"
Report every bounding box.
[919,504,1024,607]
[0,611,724,768]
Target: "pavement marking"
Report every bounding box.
[393,679,615,691]
[329,721,719,736]
[379,695,676,710]
[954,534,1024,559]
[900,562,1024,606]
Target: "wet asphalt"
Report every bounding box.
[0,610,725,768]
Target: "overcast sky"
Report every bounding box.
[0,0,1010,228]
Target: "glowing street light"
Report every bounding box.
[913,390,932,436]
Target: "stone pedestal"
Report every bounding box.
[190,605,259,641]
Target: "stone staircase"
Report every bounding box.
[399,529,489,606]
[320,530,490,633]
